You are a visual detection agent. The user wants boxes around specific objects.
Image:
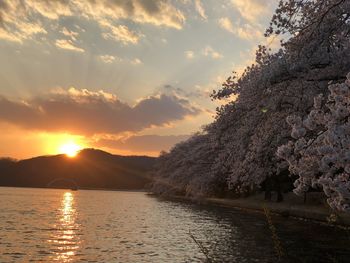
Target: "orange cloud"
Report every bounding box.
[231,0,274,24]
[194,0,207,20]
[55,39,84,52]
[218,17,262,40]
[101,23,141,44]
[0,0,47,43]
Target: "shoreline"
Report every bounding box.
[150,192,350,227]
[0,185,148,193]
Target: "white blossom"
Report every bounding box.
[278,74,350,211]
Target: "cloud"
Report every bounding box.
[202,46,223,59]
[25,0,72,20]
[218,17,262,40]
[218,17,234,34]
[84,0,186,29]
[156,84,210,101]
[61,27,79,41]
[219,1,276,42]
[95,134,190,153]
[0,27,22,43]
[0,0,186,45]
[56,26,84,52]
[131,58,142,65]
[234,23,262,40]
[101,24,141,44]
[194,0,207,20]
[55,39,85,53]
[0,87,201,135]
[185,46,223,60]
[99,55,118,63]
[185,50,194,59]
[0,0,47,43]
[231,0,273,24]
[185,46,223,59]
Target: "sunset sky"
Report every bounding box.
[0,0,278,158]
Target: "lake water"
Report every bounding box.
[0,187,349,262]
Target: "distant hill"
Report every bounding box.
[0,149,157,190]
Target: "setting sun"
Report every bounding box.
[59,142,81,157]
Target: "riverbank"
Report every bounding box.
[151,192,350,227]
[0,185,148,192]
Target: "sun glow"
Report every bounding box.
[59,142,82,157]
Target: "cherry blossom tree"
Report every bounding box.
[152,132,227,198]
[277,73,350,211]
[152,0,350,205]
[208,0,350,197]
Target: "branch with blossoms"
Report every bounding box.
[277,72,350,212]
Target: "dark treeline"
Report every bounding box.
[0,149,156,190]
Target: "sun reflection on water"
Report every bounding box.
[49,191,80,262]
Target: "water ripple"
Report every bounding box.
[0,188,349,262]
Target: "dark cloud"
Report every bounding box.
[0,88,201,135]
[95,134,190,152]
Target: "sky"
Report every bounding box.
[0,0,278,159]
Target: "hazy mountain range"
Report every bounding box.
[0,149,156,190]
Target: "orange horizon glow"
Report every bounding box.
[0,124,163,159]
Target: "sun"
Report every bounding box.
[59,142,81,157]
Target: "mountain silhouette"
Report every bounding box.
[0,148,156,190]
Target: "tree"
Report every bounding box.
[208,0,349,196]
[152,0,350,203]
[152,132,226,197]
[277,73,350,211]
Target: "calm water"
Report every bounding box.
[0,187,349,262]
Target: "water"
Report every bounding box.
[0,187,349,262]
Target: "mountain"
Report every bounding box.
[0,149,157,190]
